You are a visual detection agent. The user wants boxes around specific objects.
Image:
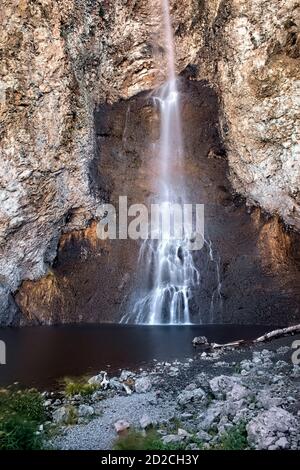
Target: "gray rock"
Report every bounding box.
[78,404,94,418]
[88,373,102,386]
[162,434,185,445]
[276,346,290,355]
[181,412,193,420]
[209,375,240,398]
[257,390,283,409]
[178,428,192,438]
[185,383,197,391]
[198,403,222,430]
[177,387,206,406]
[274,437,289,449]
[114,419,130,433]
[109,378,123,391]
[139,414,153,429]
[226,384,250,401]
[223,399,247,418]
[195,372,210,390]
[52,406,76,425]
[196,430,212,442]
[120,370,135,381]
[192,336,208,346]
[247,407,297,450]
[135,377,152,393]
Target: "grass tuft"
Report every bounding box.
[0,387,46,450]
[113,429,186,451]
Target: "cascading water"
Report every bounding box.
[121,0,200,324]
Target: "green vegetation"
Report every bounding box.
[63,377,99,397]
[212,422,248,450]
[113,429,186,451]
[113,422,248,451]
[0,387,46,450]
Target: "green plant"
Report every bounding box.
[213,422,248,450]
[63,377,99,397]
[0,388,46,450]
[0,388,45,423]
[113,429,186,451]
[0,414,43,450]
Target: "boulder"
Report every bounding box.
[120,370,135,381]
[162,434,185,445]
[198,403,223,430]
[52,406,76,425]
[226,383,250,401]
[246,407,297,449]
[78,404,94,417]
[134,377,152,393]
[114,419,130,433]
[209,375,240,398]
[192,336,208,346]
[88,373,102,386]
[177,387,206,406]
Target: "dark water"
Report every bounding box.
[0,324,279,389]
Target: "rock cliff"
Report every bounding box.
[0,0,299,323]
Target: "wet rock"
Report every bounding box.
[135,377,152,394]
[192,336,208,346]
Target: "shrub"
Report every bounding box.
[113,429,186,451]
[214,422,248,450]
[0,388,46,450]
[63,377,98,397]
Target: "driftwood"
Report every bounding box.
[210,324,300,350]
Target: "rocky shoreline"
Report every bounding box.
[39,334,300,450]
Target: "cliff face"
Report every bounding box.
[208,0,300,230]
[0,0,299,323]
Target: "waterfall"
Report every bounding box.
[121,0,200,325]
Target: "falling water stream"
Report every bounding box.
[122,0,201,324]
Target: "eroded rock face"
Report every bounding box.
[1,0,300,323]
[15,81,300,325]
[213,0,300,231]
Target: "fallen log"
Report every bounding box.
[210,324,300,350]
[254,324,300,343]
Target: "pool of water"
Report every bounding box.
[0,324,279,389]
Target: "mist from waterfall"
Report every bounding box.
[121,0,200,324]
